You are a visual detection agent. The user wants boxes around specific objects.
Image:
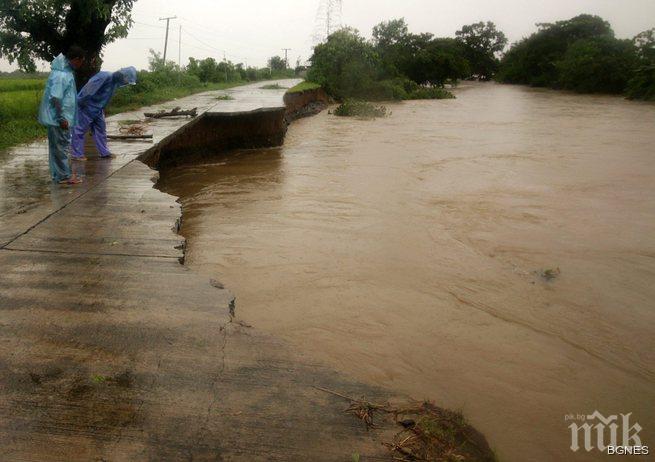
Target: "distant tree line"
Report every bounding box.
[140,50,296,87]
[497,14,655,100]
[497,15,655,100]
[308,15,654,102]
[307,19,506,101]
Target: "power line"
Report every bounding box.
[132,20,165,29]
[178,16,272,53]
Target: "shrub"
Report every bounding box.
[556,37,640,94]
[334,99,389,118]
[407,86,456,100]
[625,65,655,100]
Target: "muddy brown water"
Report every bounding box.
[158,82,655,461]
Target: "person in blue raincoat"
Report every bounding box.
[38,46,85,184]
[71,67,137,160]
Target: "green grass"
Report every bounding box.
[0,87,44,150]
[286,81,321,93]
[106,80,247,115]
[0,78,45,92]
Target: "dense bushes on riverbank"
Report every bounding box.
[497,15,655,100]
[307,20,506,101]
[308,15,654,102]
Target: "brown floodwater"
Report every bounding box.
[158,82,655,461]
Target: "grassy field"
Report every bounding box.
[0,80,46,151]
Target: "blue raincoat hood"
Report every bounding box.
[50,54,70,72]
[77,66,138,116]
[112,67,137,87]
[38,53,77,127]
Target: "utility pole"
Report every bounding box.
[178,25,182,67]
[159,16,177,63]
[223,51,228,82]
[326,0,331,38]
[282,48,291,69]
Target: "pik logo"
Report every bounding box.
[565,411,647,454]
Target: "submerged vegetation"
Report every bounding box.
[315,387,496,462]
[497,15,655,100]
[333,100,389,118]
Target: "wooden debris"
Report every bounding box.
[313,387,496,462]
[107,134,153,140]
[144,106,198,118]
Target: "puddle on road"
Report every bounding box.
[158,82,655,461]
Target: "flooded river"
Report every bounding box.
[158,82,655,461]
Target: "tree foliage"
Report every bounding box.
[497,15,616,87]
[268,55,287,71]
[497,14,653,98]
[633,28,655,62]
[626,28,655,100]
[455,21,507,79]
[557,37,639,93]
[0,0,135,75]
[399,36,470,86]
[307,28,381,100]
[308,19,489,101]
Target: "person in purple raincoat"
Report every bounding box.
[71,67,137,160]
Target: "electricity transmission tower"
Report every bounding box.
[282,48,291,69]
[313,0,343,44]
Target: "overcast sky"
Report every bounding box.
[1,0,654,72]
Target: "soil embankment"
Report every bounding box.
[284,87,330,122]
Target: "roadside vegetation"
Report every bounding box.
[497,15,655,100]
[0,50,298,151]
